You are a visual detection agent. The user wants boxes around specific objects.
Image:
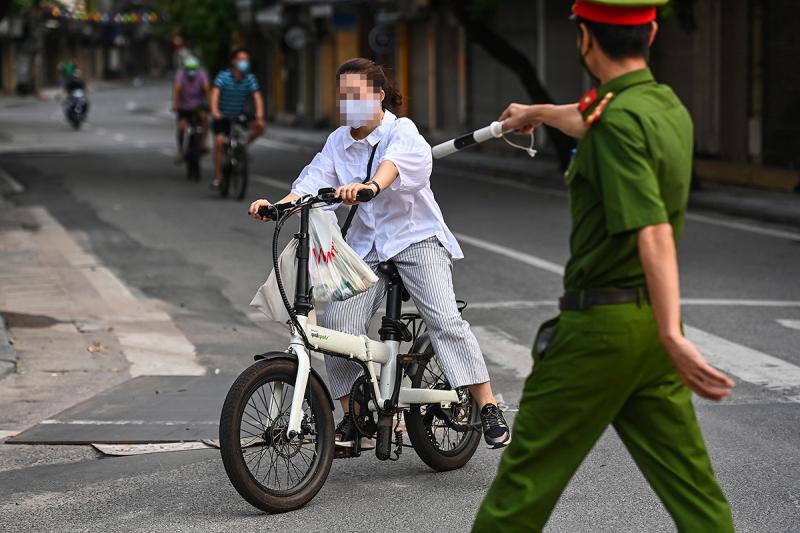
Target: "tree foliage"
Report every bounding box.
[154,0,238,74]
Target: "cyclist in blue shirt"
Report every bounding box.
[210,48,265,190]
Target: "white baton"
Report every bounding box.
[432,121,505,159]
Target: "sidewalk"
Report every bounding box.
[266,124,800,229]
[0,186,203,434]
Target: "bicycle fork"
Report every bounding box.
[283,315,312,439]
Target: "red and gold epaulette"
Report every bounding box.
[578,87,597,113]
[583,91,615,128]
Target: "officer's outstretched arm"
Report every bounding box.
[498,103,586,139]
[638,224,735,401]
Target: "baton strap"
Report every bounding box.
[341,141,379,239]
[559,287,649,311]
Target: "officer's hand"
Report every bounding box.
[499,103,542,135]
[664,336,735,401]
[249,199,272,221]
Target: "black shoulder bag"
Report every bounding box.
[341,141,379,239]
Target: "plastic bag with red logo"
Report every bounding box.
[308,209,379,302]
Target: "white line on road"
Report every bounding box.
[456,230,800,394]
[472,326,532,378]
[454,232,565,276]
[466,299,800,310]
[0,167,24,193]
[158,147,173,157]
[255,138,305,152]
[437,167,799,241]
[684,326,800,392]
[40,419,217,426]
[777,319,800,331]
[112,133,127,142]
[252,174,292,190]
[685,213,799,241]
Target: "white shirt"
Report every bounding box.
[291,110,464,262]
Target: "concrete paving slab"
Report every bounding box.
[7,375,235,445]
[0,314,16,377]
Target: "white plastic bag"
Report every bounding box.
[250,238,298,325]
[308,210,379,302]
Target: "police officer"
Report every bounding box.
[473,1,736,531]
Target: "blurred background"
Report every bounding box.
[1,0,798,190]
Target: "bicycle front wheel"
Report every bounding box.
[219,358,334,513]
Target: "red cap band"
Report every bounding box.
[573,0,657,25]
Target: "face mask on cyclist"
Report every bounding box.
[236,60,250,73]
[339,97,381,128]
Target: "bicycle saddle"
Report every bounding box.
[377,261,401,281]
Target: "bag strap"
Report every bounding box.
[341,141,379,239]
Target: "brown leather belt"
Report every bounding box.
[559,287,649,311]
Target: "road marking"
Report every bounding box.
[466,299,800,310]
[472,325,532,378]
[95,127,107,136]
[112,133,127,142]
[684,326,800,393]
[255,137,304,152]
[158,147,173,157]
[437,167,799,241]
[252,174,292,190]
[436,166,569,200]
[0,166,24,193]
[457,230,800,394]
[777,319,800,331]
[454,232,564,276]
[41,419,217,425]
[685,213,799,241]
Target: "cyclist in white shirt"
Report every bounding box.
[249,58,510,449]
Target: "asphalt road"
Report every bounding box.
[0,81,799,532]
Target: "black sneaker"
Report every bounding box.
[480,403,511,449]
[335,416,356,447]
[334,415,376,449]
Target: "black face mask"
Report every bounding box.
[578,33,601,87]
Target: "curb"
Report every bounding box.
[0,315,17,378]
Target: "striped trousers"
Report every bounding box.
[323,237,490,399]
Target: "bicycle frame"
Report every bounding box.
[281,202,459,437]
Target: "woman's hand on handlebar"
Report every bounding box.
[498,103,542,134]
[249,199,272,221]
[336,182,374,205]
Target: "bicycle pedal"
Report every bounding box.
[334,446,361,459]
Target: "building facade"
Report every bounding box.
[243,0,797,190]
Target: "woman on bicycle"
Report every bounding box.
[248,58,510,449]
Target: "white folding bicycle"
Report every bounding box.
[219,187,481,513]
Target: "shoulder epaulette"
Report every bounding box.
[584,92,615,128]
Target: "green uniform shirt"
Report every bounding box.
[563,68,693,291]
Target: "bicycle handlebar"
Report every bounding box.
[432,121,505,159]
[254,187,375,220]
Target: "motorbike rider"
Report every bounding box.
[173,55,210,162]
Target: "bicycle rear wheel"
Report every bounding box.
[219,358,334,513]
[185,132,201,181]
[404,343,481,471]
[219,145,231,197]
[229,145,248,201]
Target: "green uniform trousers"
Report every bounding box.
[473,302,734,532]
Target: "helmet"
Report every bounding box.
[184,56,199,71]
